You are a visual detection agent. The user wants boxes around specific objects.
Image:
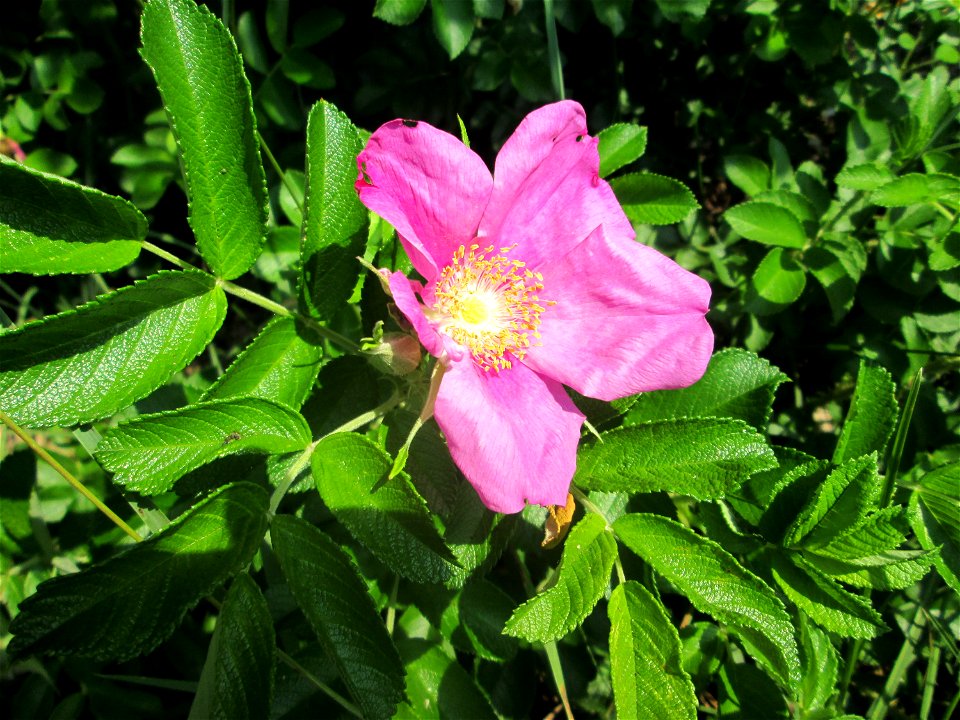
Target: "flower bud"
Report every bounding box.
[364,332,421,375]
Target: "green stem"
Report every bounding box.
[257,131,304,217]
[543,0,565,101]
[920,641,941,720]
[277,648,362,718]
[867,600,927,720]
[385,574,400,636]
[1,410,142,543]
[880,367,922,508]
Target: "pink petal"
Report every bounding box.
[434,359,585,514]
[523,226,714,401]
[386,271,445,359]
[479,101,633,269]
[357,120,493,278]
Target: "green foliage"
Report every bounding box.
[1,0,957,717]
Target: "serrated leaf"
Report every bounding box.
[805,548,936,590]
[300,100,367,322]
[141,0,267,279]
[96,398,312,494]
[833,361,898,465]
[188,573,274,720]
[312,432,458,584]
[504,513,616,642]
[0,159,144,274]
[812,506,908,560]
[871,173,960,208]
[910,462,960,594]
[614,513,801,688]
[0,270,226,428]
[624,348,788,431]
[575,418,776,499]
[271,515,405,720]
[797,617,838,713]
[770,552,885,638]
[597,123,648,178]
[747,246,807,315]
[835,163,895,191]
[611,172,699,225]
[8,483,268,661]
[431,0,474,59]
[785,454,880,549]
[201,317,322,409]
[723,154,770,197]
[395,640,497,720]
[608,581,697,720]
[724,201,807,248]
[374,0,427,25]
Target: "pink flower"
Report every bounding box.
[356,101,713,514]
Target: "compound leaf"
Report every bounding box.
[833,362,897,465]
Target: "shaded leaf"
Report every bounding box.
[796,617,838,713]
[608,581,697,720]
[374,0,428,25]
[504,513,616,642]
[459,580,519,662]
[576,418,776,499]
[0,159,144,274]
[141,0,267,279]
[312,432,458,584]
[96,398,312,494]
[8,483,268,660]
[431,0,474,59]
[614,513,801,687]
[271,515,405,720]
[188,574,275,720]
[395,640,497,719]
[0,270,226,428]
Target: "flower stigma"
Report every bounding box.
[431,243,551,372]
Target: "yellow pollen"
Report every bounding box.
[433,244,552,372]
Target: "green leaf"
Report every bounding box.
[785,454,880,549]
[797,617,838,713]
[0,159,144,274]
[909,462,960,593]
[188,574,275,720]
[835,163,895,191]
[504,513,616,642]
[723,154,770,197]
[871,173,960,209]
[374,0,428,25]
[459,580,519,662]
[804,548,936,590]
[812,506,909,560]
[724,201,807,248]
[8,483,268,660]
[597,123,648,178]
[575,419,776,499]
[769,552,885,638]
[431,0,474,60]
[805,233,868,322]
[201,317,322,409]
[271,515,405,720]
[300,100,367,322]
[590,0,634,34]
[611,172,699,225]
[833,361,898,465]
[0,270,226,428]
[624,348,788,431]
[614,514,801,688]
[608,581,697,720]
[747,247,807,315]
[141,0,267,279]
[312,432,458,584]
[654,0,711,23]
[395,640,497,720]
[96,398,312,494]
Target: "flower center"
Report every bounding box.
[433,244,551,372]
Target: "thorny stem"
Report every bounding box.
[0,410,142,543]
[140,240,361,352]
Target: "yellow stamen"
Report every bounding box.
[432,244,552,372]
